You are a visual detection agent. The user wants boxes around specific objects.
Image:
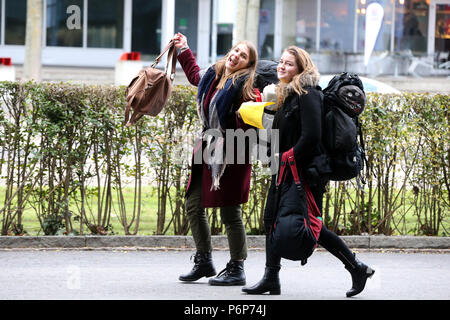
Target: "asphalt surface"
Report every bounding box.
[1,248,449,301]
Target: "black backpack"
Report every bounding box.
[307,72,367,188]
[254,60,279,92]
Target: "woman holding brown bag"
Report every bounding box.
[173,33,261,286]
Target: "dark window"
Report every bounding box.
[5,0,27,45]
[175,0,198,54]
[295,0,317,50]
[217,23,233,56]
[46,0,83,47]
[320,0,355,52]
[132,0,162,59]
[0,2,2,45]
[259,0,275,59]
[87,0,124,48]
[394,0,428,54]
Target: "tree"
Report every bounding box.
[235,0,260,45]
[23,0,42,81]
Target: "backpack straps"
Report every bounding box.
[276,148,322,219]
[284,148,322,218]
[276,148,304,186]
[276,150,288,187]
[150,40,177,81]
[152,40,175,67]
[276,148,301,187]
[355,117,369,190]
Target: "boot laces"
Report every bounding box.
[190,252,211,265]
[189,253,197,264]
[190,252,203,264]
[216,262,234,278]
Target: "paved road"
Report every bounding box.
[1,249,448,301]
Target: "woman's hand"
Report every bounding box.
[173,33,189,51]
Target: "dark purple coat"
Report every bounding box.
[178,49,258,208]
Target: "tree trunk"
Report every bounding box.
[24,0,42,81]
[235,0,260,45]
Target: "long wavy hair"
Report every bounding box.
[276,46,320,106]
[214,40,258,101]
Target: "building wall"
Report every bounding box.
[0,0,448,76]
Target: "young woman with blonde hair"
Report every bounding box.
[173,33,260,286]
[242,46,375,297]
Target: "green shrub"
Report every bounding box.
[0,81,448,236]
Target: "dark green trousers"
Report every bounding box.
[185,174,247,260]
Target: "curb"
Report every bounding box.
[0,235,449,250]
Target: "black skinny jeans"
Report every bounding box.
[264,185,356,269]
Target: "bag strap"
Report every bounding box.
[286,149,301,185]
[152,40,175,67]
[166,44,178,81]
[276,148,300,186]
[151,40,177,81]
[276,152,288,187]
[270,148,323,235]
[280,148,322,218]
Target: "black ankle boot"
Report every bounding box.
[179,252,216,282]
[208,260,246,286]
[242,267,281,295]
[342,253,375,297]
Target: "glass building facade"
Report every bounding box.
[282,0,436,55]
[0,0,448,74]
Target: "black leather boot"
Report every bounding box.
[208,260,246,286]
[340,252,375,297]
[179,252,216,282]
[241,266,281,295]
[318,226,375,298]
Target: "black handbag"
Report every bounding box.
[268,148,323,264]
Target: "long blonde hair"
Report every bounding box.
[276,46,319,106]
[214,41,258,101]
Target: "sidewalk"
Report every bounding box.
[0,235,449,250]
[2,249,449,300]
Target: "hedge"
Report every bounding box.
[0,81,448,236]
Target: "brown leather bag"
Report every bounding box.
[124,40,177,126]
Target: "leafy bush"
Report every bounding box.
[0,81,447,236]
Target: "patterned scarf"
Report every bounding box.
[197,67,246,190]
